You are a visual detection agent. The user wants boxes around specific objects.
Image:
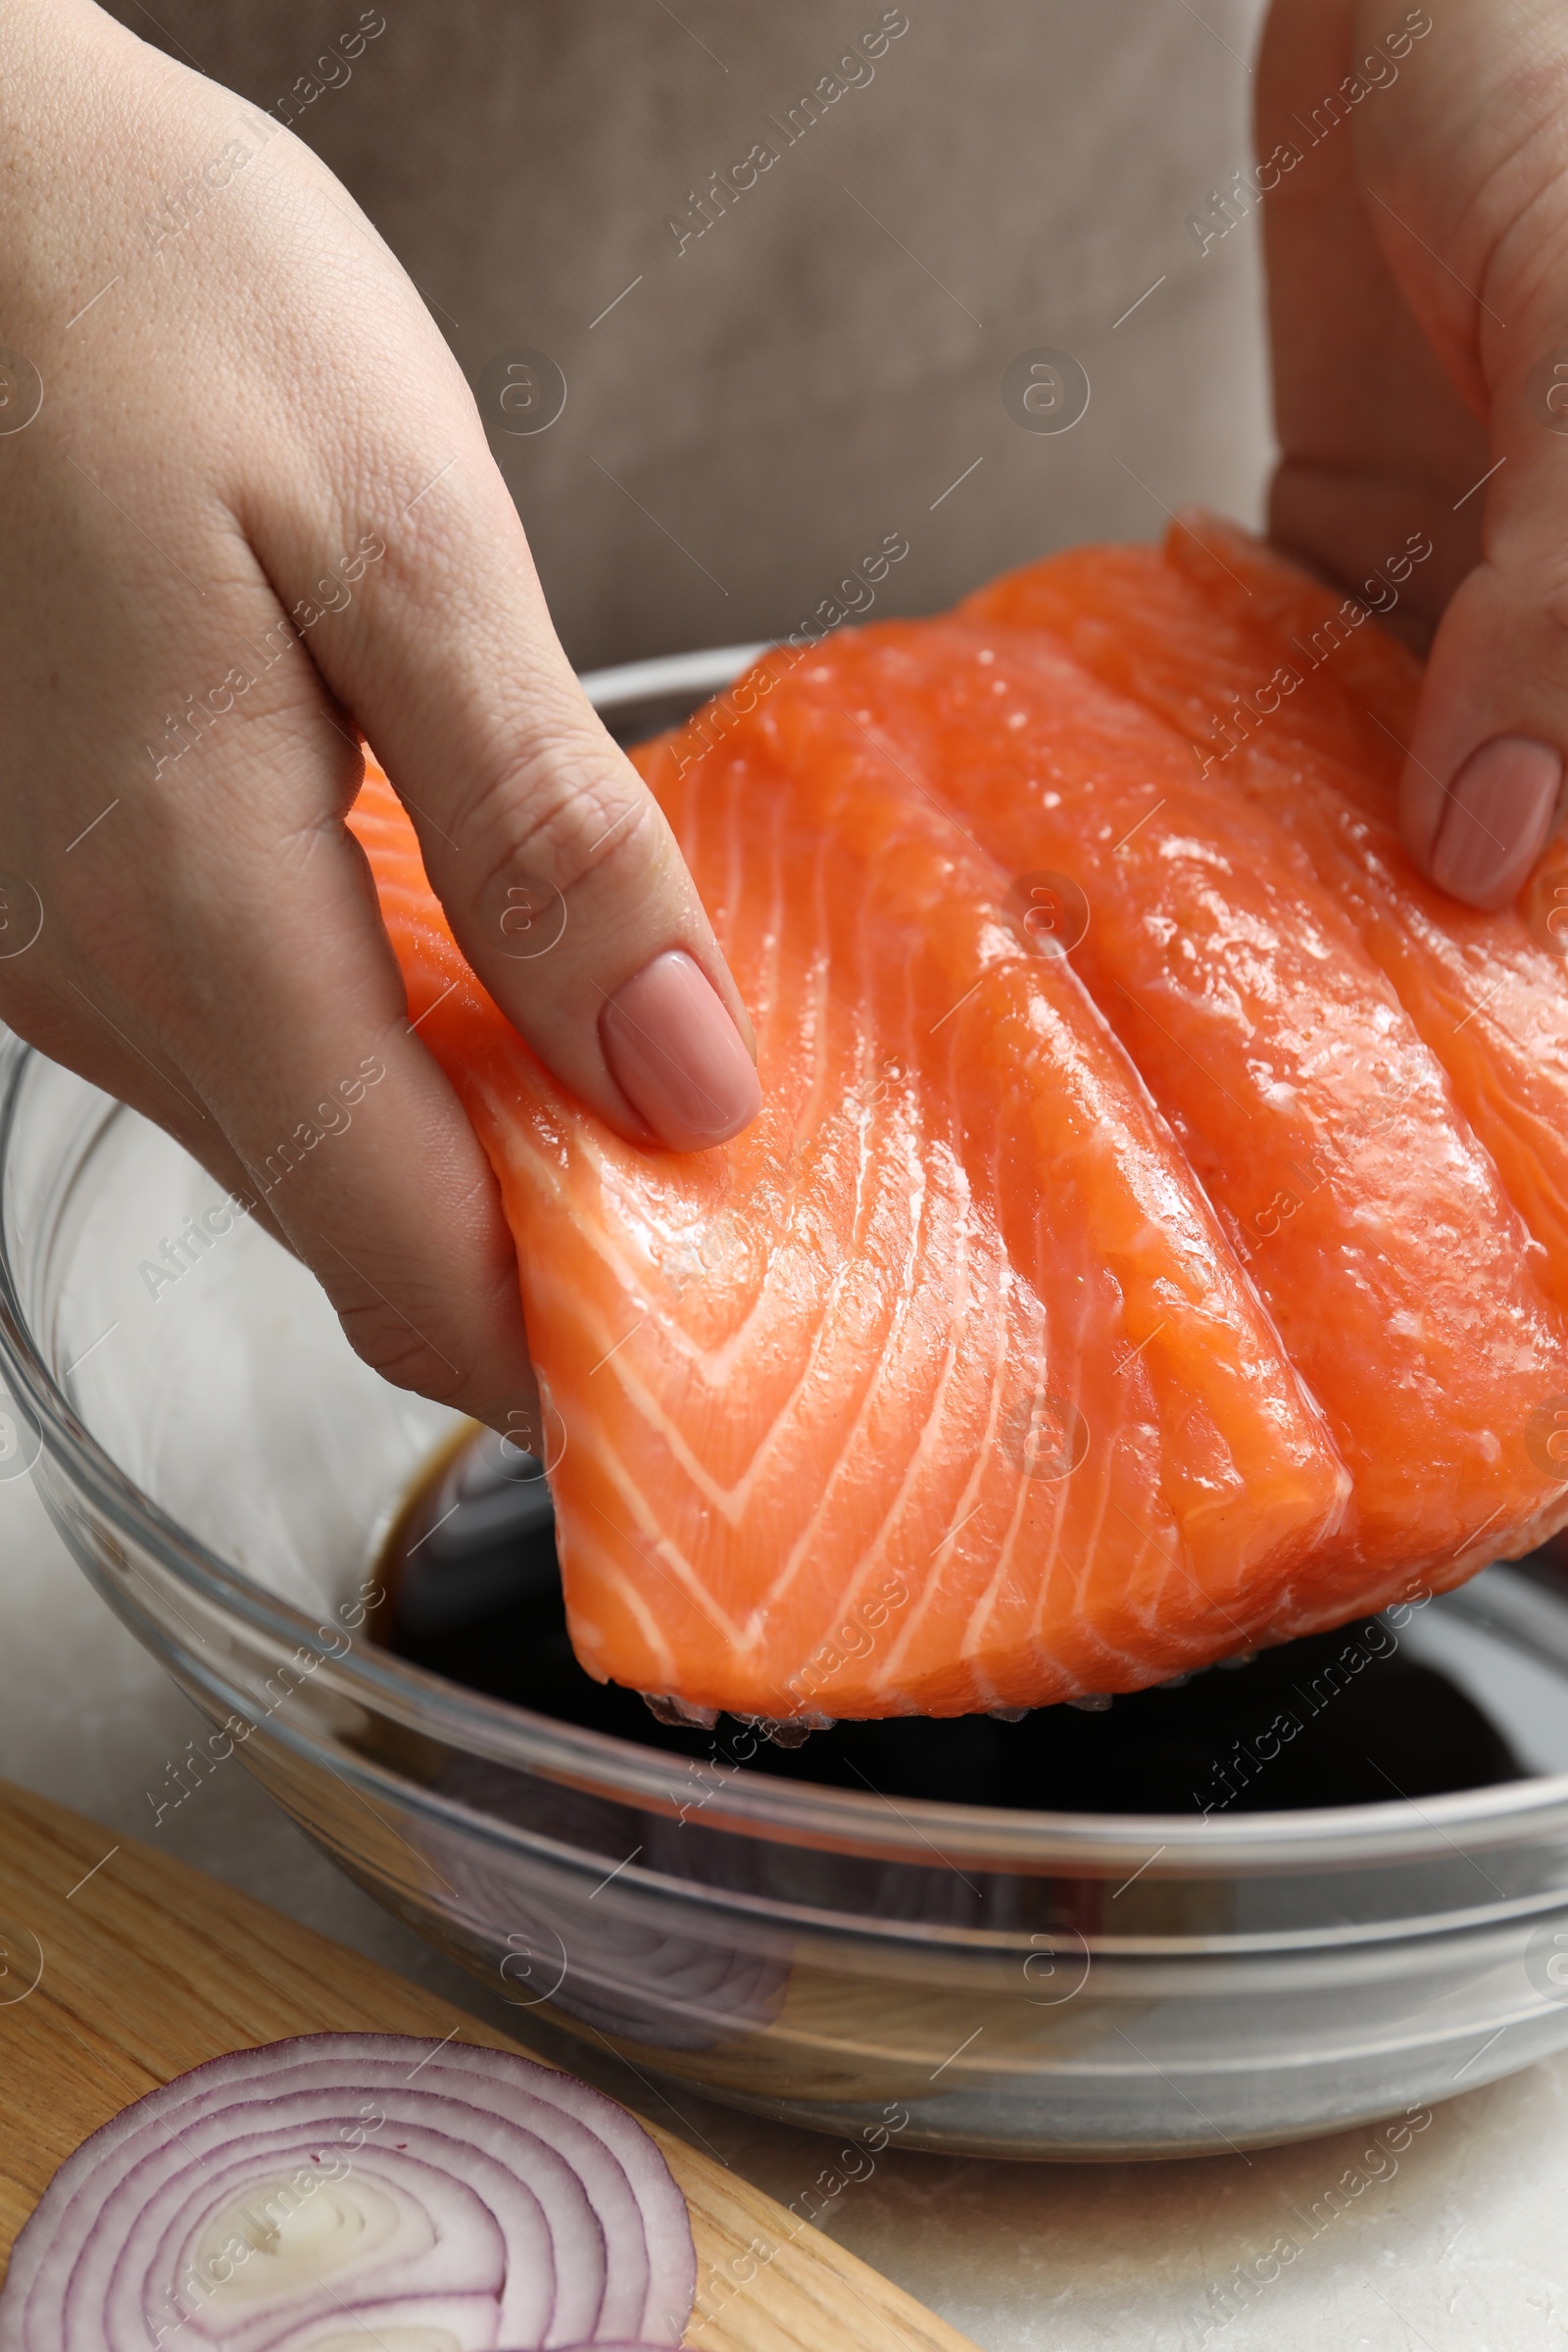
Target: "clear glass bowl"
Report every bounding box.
[6,647,1568,2161]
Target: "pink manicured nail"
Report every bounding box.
[601,950,760,1150]
[1430,736,1562,907]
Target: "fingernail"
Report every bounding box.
[601,950,761,1151]
[1430,735,1562,907]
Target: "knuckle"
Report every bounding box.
[334,1296,469,1404]
[462,743,657,906]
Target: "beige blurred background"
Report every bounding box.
[103,0,1275,666]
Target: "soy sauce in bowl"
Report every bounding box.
[371,1428,1537,1814]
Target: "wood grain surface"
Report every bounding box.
[0,1779,978,2352]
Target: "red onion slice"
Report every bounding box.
[423,2043,692,2337]
[35,2049,640,2341]
[0,2035,694,2352]
[12,2040,685,2346]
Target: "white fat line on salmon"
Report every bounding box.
[740,1143,938,1636]
[584,1495,738,1649]
[1107,1495,1259,1660]
[584,1332,781,1523]
[778,1573,910,1714]
[752,1223,945,1627]
[933,1500,986,1555]
[587,1316,648,1376]
[916,1281,1031,1693]
[672,1579,915,1801]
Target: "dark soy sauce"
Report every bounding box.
[375,1429,1530,1815]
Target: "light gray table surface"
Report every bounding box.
[5,1467,1567,2350]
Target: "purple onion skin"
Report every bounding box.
[0,2033,695,2352]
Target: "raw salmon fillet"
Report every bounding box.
[353,527,1568,1717]
[351,738,1346,1719]
[773,615,1568,1639]
[969,520,1568,1323]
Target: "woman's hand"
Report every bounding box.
[1259,0,1568,908]
[0,0,759,1430]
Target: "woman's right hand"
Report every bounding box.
[1260,0,1568,911]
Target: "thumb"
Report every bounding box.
[255,437,760,1155]
[1398,457,1568,908]
[1370,3,1568,907]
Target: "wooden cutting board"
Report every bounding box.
[0,1780,978,2352]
